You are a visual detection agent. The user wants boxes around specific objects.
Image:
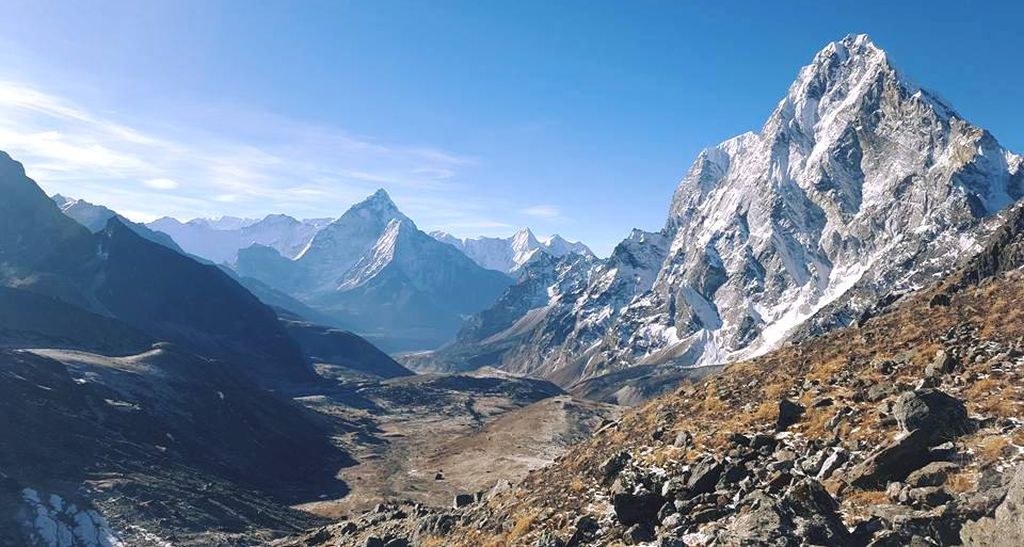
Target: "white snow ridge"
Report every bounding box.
[442,34,1024,386]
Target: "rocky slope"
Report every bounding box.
[0,151,317,386]
[236,190,512,351]
[280,196,1024,546]
[0,346,350,546]
[432,228,594,275]
[418,34,1023,396]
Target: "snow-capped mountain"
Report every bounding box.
[431,228,594,274]
[415,34,1023,389]
[147,214,331,263]
[236,189,512,351]
[52,194,184,252]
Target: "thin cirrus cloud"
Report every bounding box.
[519,204,563,220]
[143,177,179,190]
[0,78,519,236]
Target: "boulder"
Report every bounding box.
[776,399,805,432]
[750,433,776,450]
[846,429,935,488]
[904,486,952,508]
[611,480,664,526]
[866,383,896,402]
[816,448,849,481]
[685,457,724,497]
[893,389,970,445]
[673,430,693,448]
[565,515,599,547]
[961,466,1024,545]
[926,350,956,378]
[718,480,847,545]
[905,461,960,488]
[624,522,655,544]
[453,493,475,508]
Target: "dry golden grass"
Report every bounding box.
[946,469,978,494]
[974,436,1012,464]
[844,489,891,507]
[1012,428,1024,446]
[568,477,585,492]
[506,510,540,543]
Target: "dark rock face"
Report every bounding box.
[686,457,724,496]
[282,319,414,380]
[892,389,970,444]
[0,349,347,543]
[906,462,961,488]
[776,399,805,431]
[0,152,318,387]
[956,202,1024,288]
[719,479,847,546]
[611,486,664,527]
[565,515,599,547]
[846,429,937,488]
[453,494,475,508]
[961,466,1024,545]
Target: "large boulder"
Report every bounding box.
[776,399,805,432]
[961,466,1024,545]
[892,389,969,445]
[611,489,663,527]
[906,462,960,488]
[717,479,847,545]
[611,476,664,526]
[686,457,724,497]
[846,429,935,488]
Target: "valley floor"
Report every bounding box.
[291,376,621,517]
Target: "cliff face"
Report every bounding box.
[425,35,1023,395]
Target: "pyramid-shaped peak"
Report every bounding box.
[511,227,540,248]
[365,188,396,206]
[343,188,409,221]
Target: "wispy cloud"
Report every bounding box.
[143,177,179,190]
[0,77,564,242]
[519,204,562,219]
[0,78,494,225]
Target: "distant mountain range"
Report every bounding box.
[147,213,332,263]
[138,196,594,351]
[235,189,514,351]
[431,228,594,274]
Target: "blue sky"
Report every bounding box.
[0,1,1021,255]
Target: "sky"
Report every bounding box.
[0,1,1021,256]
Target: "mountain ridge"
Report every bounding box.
[431,227,595,274]
[413,33,1023,397]
[236,189,513,351]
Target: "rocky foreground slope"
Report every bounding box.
[282,203,1024,545]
